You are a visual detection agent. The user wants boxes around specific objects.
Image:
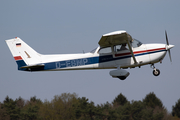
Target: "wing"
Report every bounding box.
[98,30,138,64]
[98,30,133,48]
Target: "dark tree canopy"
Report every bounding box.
[172,98,180,118]
[112,93,128,106]
[0,92,179,120]
[143,92,163,108]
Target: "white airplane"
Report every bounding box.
[6,30,174,80]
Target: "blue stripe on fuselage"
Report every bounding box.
[44,57,99,70]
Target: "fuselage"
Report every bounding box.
[5,31,174,80]
[9,37,172,72]
[31,42,168,72]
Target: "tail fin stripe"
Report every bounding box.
[14,56,23,61]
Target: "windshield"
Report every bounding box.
[131,39,142,48]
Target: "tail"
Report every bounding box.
[6,37,44,71]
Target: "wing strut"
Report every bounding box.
[126,40,138,64]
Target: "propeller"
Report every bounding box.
[165,30,173,62]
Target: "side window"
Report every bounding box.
[99,47,112,54]
[114,44,128,52]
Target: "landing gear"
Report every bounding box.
[151,64,160,76]
[153,69,160,76]
[117,76,127,80]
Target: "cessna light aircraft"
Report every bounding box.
[6,30,174,80]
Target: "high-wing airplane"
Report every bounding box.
[6,30,174,80]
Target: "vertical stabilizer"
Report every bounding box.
[6,37,42,70]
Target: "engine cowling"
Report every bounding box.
[109,69,130,80]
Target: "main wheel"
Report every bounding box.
[117,76,126,80]
[153,69,160,76]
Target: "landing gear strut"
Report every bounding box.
[151,64,160,76]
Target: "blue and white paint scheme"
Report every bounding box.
[5,30,174,80]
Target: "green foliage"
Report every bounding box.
[172,98,180,118]
[112,93,128,107]
[131,101,144,120]
[74,97,103,120]
[20,96,42,120]
[0,96,41,120]
[0,96,20,120]
[116,102,131,120]
[143,92,163,108]
[0,92,178,120]
[39,93,78,120]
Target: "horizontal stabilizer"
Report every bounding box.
[20,64,44,69]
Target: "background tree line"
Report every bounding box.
[0,92,180,120]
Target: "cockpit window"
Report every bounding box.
[131,39,142,48]
[99,47,112,54]
[114,39,142,52]
[114,44,128,52]
[92,39,142,54]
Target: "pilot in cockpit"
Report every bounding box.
[116,43,127,52]
[120,43,127,50]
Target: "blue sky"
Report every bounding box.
[1,1,180,112]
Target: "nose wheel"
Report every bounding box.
[153,69,160,76]
[151,64,160,76]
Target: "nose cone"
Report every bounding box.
[167,44,174,50]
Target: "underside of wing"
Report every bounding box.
[98,30,133,48]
